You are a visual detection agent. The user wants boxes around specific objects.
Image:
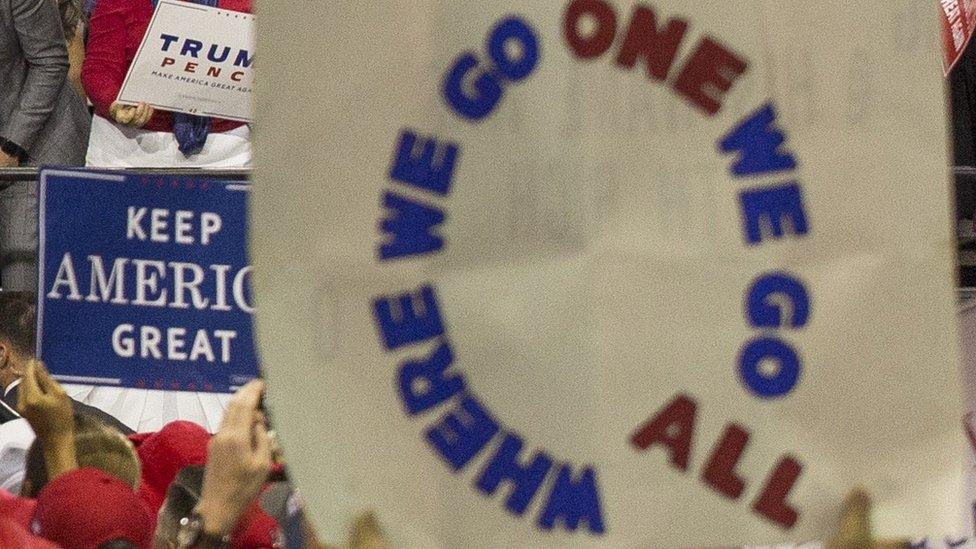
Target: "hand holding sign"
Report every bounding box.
[115,0,254,121]
[109,102,155,128]
[827,491,908,549]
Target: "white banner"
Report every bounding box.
[253,2,964,546]
[116,0,253,122]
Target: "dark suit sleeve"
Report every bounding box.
[1,0,69,151]
[0,398,19,424]
[70,399,135,435]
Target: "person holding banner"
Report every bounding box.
[81,0,252,167]
[76,0,253,430]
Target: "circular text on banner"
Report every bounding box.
[252,1,963,546]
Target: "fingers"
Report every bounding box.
[19,359,41,401]
[828,489,872,548]
[32,361,63,395]
[349,511,387,549]
[221,379,264,435]
[114,105,135,125]
[131,103,154,127]
[251,419,272,470]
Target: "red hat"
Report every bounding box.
[231,500,282,549]
[130,420,210,515]
[32,467,153,549]
[0,517,58,549]
[0,488,36,528]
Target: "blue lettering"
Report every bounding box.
[738,337,801,398]
[234,49,254,68]
[159,33,180,52]
[390,130,460,196]
[180,39,203,58]
[720,103,797,177]
[739,182,809,245]
[398,343,466,415]
[476,433,553,515]
[427,394,500,471]
[207,44,231,63]
[537,465,606,534]
[487,17,540,81]
[372,285,444,349]
[378,192,445,260]
[746,272,810,329]
[443,53,504,121]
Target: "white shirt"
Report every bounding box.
[0,418,34,494]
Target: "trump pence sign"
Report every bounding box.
[116,0,254,121]
[253,1,963,546]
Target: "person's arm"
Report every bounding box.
[16,360,76,482]
[191,380,272,544]
[80,0,127,120]
[1,0,70,166]
[66,24,85,100]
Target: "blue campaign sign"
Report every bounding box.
[36,169,258,393]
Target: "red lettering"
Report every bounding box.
[630,394,696,471]
[231,71,244,82]
[184,62,198,73]
[614,6,688,81]
[752,456,802,529]
[672,37,748,115]
[564,0,617,59]
[701,424,748,499]
[161,57,175,68]
[207,66,222,77]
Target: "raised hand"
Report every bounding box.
[195,379,273,537]
[17,359,77,480]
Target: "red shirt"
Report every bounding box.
[82,0,252,133]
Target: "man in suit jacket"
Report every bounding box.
[0,0,91,292]
[0,292,132,434]
[0,0,89,167]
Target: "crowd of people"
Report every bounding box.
[0,291,389,548]
[1,0,254,432]
[0,0,952,547]
[1,0,252,291]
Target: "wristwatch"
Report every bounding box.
[0,136,27,163]
[176,512,231,548]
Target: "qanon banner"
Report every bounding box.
[253,1,963,546]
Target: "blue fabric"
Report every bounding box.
[151,0,218,156]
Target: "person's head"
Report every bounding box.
[153,465,204,549]
[21,413,140,498]
[0,292,35,390]
[32,467,152,549]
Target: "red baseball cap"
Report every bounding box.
[231,500,282,549]
[0,517,58,549]
[0,487,36,528]
[32,467,153,549]
[129,420,210,515]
